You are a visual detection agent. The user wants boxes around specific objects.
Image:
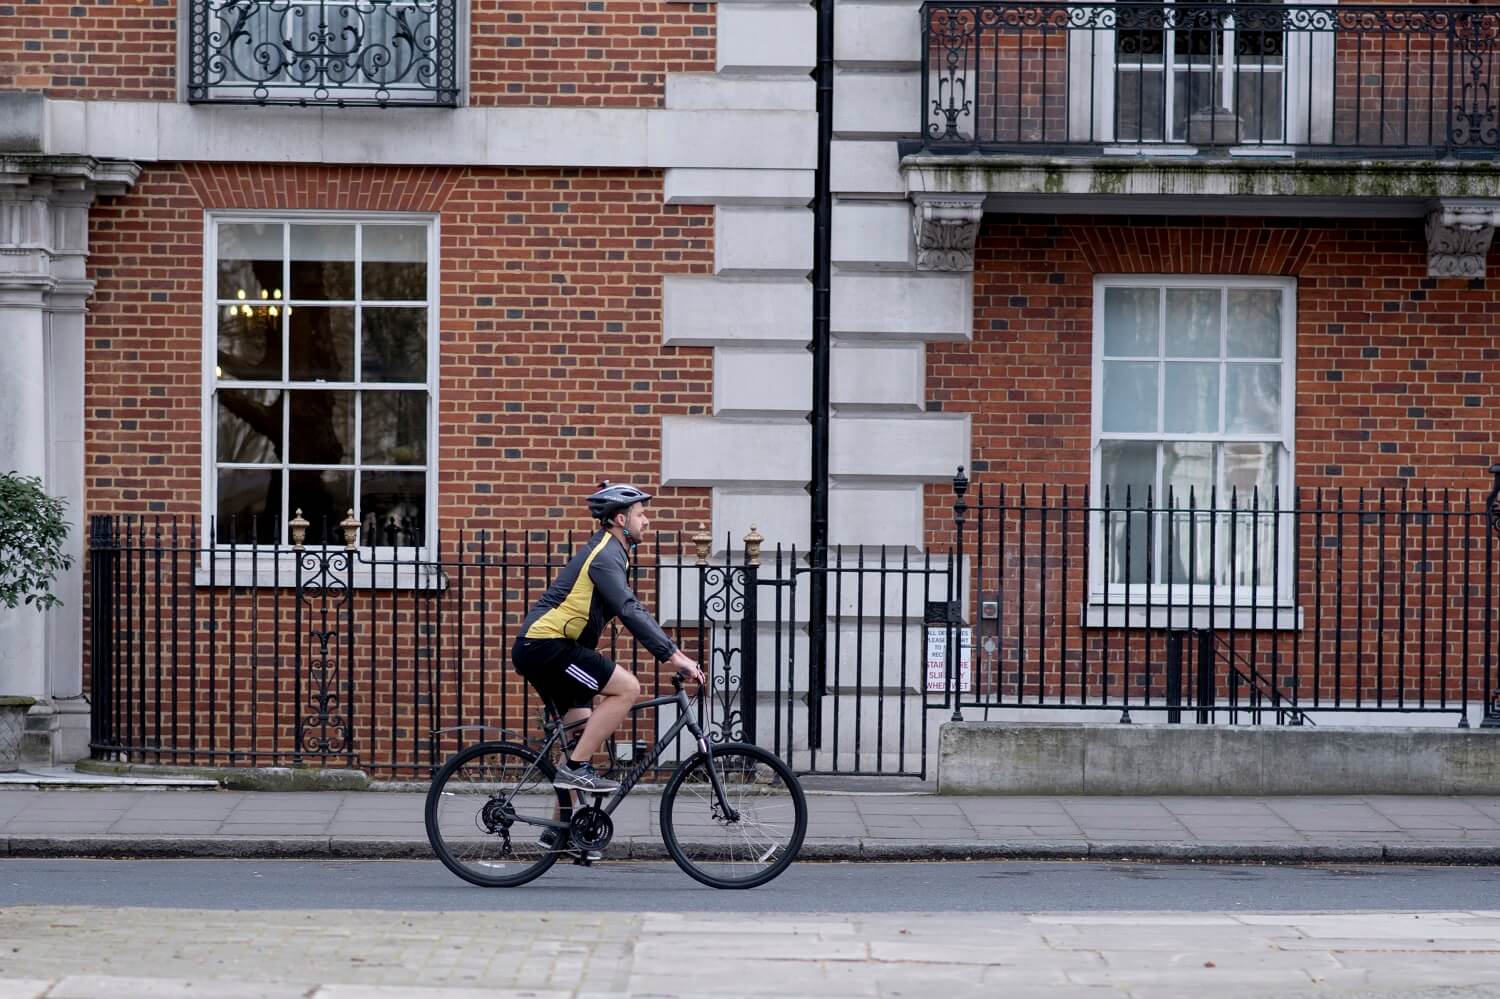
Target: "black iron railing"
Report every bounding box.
[920,2,1500,156]
[87,518,760,778]
[187,0,460,107]
[946,469,1500,725]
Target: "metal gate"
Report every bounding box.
[748,544,958,779]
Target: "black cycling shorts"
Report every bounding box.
[512,636,618,712]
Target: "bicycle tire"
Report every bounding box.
[659,742,807,890]
[425,741,570,888]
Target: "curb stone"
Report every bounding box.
[8,835,1500,864]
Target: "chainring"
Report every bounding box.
[568,806,614,850]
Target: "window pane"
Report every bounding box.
[363,225,427,301]
[1226,289,1282,357]
[1103,287,1159,356]
[217,223,283,302]
[216,468,282,544]
[1102,360,1158,433]
[1164,288,1220,357]
[362,391,427,465]
[288,390,355,464]
[1162,441,1215,585]
[362,307,428,382]
[1115,71,1166,142]
[217,389,283,463]
[1220,444,1279,587]
[289,469,355,546]
[361,470,426,546]
[1225,362,1281,433]
[1173,68,1225,142]
[290,224,355,300]
[1163,361,1219,433]
[1101,441,1156,584]
[288,306,355,382]
[217,304,282,381]
[1222,441,1278,504]
[1236,69,1284,142]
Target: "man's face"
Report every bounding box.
[617,501,649,539]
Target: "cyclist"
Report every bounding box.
[512,482,704,806]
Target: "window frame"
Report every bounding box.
[199,210,441,568]
[1088,274,1298,610]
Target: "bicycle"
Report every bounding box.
[424,674,808,890]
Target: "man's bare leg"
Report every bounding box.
[568,666,639,764]
[555,705,592,820]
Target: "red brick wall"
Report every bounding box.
[0,0,178,100]
[923,215,1500,715]
[470,0,714,107]
[0,0,714,106]
[82,163,713,768]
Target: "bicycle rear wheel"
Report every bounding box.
[659,742,807,889]
[425,741,569,888]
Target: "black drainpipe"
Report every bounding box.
[807,0,834,749]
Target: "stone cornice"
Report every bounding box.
[0,155,141,295]
[902,154,1500,210]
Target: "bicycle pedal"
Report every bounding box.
[571,854,595,867]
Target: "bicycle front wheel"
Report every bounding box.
[425,741,569,888]
[660,742,807,889]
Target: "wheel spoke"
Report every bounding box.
[661,746,806,889]
[425,744,568,888]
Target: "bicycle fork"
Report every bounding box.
[684,720,740,823]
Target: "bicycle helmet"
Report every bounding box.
[587,481,652,523]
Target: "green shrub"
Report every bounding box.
[0,472,73,611]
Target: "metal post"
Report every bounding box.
[741,526,763,745]
[951,467,969,722]
[1482,463,1500,726]
[807,0,834,750]
[1195,628,1215,725]
[1166,630,1184,724]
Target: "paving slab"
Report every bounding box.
[1,784,1499,862]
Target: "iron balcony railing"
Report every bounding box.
[920,2,1500,156]
[187,0,460,107]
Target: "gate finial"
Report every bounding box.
[341,509,360,551]
[744,524,764,567]
[692,523,711,565]
[290,509,309,550]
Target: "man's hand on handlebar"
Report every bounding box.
[667,649,704,685]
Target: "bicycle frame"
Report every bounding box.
[530,680,739,828]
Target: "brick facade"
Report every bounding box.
[85,162,713,534]
[81,162,714,768]
[929,214,1499,498]
[921,215,1500,715]
[0,0,713,106]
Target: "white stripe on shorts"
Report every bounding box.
[565,664,600,690]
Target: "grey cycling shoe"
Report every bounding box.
[537,827,603,862]
[551,760,619,793]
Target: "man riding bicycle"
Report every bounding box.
[512,482,704,807]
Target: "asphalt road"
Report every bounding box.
[5,859,1500,912]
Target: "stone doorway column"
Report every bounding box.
[0,138,139,764]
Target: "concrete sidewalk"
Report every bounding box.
[2,780,1499,863]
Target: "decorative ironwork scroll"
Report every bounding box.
[188,0,460,107]
[700,564,748,744]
